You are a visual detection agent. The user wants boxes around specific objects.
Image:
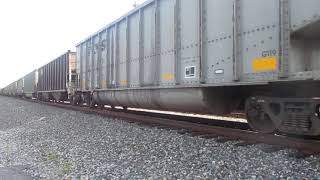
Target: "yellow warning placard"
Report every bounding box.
[253,56,278,72]
[120,80,128,85]
[163,74,174,80]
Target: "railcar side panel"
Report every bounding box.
[179,0,200,85]
[290,0,320,30]
[23,70,37,98]
[92,35,99,89]
[118,20,128,88]
[289,0,320,80]
[109,26,117,88]
[141,3,155,86]
[100,30,108,89]
[76,0,320,88]
[128,12,140,88]
[239,0,280,82]
[16,78,24,96]
[81,43,88,90]
[86,40,92,90]
[158,0,175,86]
[203,0,234,84]
[76,46,82,89]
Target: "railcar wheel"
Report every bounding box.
[84,95,91,107]
[70,96,76,106]
[99,104,105,109]
[89,98,96,108]
[245,97,276,134]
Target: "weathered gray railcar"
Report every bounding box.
[1,71,37,98]
[5,83,13,96]
[4,81,17,96]
[75,0,320,136]
[1,85,8,96]
[9,82,17,96]
[16,78,24,97]
[23,70,38,98]
[11,82,17,96]
[1,84,9,96]
[37,51,77,101]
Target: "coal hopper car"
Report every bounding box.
[22,70,38,99]
[1,81,16,96]
[2,70,37,99]
[74,0,320,136]
[37,51,77,102]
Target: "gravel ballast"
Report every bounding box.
[0,96,319,179]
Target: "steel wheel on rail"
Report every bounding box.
[70,96,76,106]
[88,94,96,108]
[245,97,276,134]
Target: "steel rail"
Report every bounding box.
[5,96,320,154]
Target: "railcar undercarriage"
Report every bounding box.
[246,96,320,136]
[69,81,320,136]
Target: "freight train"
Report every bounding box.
[1,0,320,136]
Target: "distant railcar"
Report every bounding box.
[23,70,38,99]
[8,82,17,96]
[37,51,77,102]
[16,78,24,97]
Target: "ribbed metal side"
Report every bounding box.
[282,114,312,132]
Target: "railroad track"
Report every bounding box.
[16,97,320,155]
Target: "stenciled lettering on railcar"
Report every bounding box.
[262,49,277,58]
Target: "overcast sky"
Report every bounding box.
[0,0,146,88]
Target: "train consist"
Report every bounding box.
[1,0,320,136]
